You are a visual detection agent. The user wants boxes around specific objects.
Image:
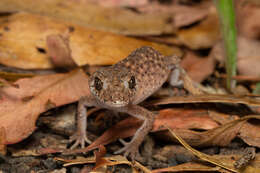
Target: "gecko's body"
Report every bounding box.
[70,46,181,159]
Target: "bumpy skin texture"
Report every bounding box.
[70,46,180,160]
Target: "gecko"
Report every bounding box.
[70,46,181,160]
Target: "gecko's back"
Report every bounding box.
[89,46,179,107]
[115,46,178,104]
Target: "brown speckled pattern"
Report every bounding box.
[89,46,179,107]
[115,46,178,104]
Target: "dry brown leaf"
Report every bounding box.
[152,109,219,131]
[238,120,260,148]
[55,156,96,166]
[181,51,216,82]
[87,0,149,7]
[171,4,210,28]
[150,94,260,106]
[152,162,221,173]
[211,36,260,77]
[0,13,181,69]
[138,2,210,26]
[56,155,151,173]
[192,118,243,147]
[0,71,35,82]
[0,69,90,144]
[158,115,260,148]
[0,0,174,35]
[176,7,220,49]
[207,111,235,125]
[237,1,260,39]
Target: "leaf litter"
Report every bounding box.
[0,13,181,69]
[0,0,175,35]
[0,0,260,172]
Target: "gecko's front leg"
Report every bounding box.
[69,96,95,149]
[114,104,155,160]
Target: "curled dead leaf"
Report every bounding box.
[0,69,90,144]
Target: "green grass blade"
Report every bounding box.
[214,0,237,90]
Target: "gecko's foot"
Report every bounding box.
[114,139,141,161]
[69,133,92,149]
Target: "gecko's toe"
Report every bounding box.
[69,133,92,149]
[114,140,141,160]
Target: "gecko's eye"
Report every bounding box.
[128,76,136,89]
[94,77,103,91]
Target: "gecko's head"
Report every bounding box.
[89,67,137,107]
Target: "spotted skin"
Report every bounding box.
[70,46,181,160]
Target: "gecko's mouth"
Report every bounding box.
[107,100,128,107]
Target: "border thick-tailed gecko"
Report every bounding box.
[70,46,181,160]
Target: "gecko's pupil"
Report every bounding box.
[128,76,136,89]
[94,77,103,91]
